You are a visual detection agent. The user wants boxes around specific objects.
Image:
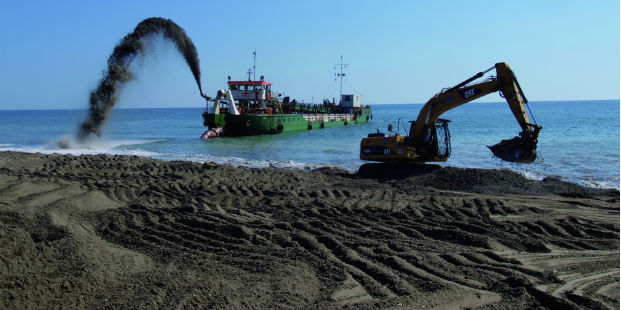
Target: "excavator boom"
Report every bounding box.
[360,62,541,164]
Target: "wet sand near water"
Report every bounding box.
[0,151,618,309]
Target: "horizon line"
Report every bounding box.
[0,98,619,112]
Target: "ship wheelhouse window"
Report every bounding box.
[230,85,238,90]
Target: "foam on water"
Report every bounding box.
[0,137,165,158]
[1,135,328,172]
[142,150,328,170]
[53,136,164,151]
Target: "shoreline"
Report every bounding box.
[0,151,618,309]
[1,147,619,191]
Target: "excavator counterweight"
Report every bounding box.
[360,62,541,164]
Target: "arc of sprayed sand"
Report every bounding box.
[78,17,203,141]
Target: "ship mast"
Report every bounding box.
[334,55,348,103]
[252,49,256,81]
[247,49,257,81]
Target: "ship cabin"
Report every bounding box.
[340,94,362,113]
[227,80,273,103]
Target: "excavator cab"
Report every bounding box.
[433,119,451,159]
[415,119,451,161]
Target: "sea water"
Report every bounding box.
[0,100,618,189]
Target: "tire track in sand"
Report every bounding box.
[4,153,616,309]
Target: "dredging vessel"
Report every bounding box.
[200,57,371,138]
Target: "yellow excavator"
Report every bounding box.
[360,62,542,164]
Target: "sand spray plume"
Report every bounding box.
[77,17,203,141]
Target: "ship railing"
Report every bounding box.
[302,114,355,122]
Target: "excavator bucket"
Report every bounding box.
[488,132,538,164]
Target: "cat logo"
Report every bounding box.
[464,88,476,99]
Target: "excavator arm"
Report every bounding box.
[410,66,499,140]
[360,62,541,164]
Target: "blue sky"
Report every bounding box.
[0,0,619,109]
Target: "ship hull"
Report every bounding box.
[203,108,371,136]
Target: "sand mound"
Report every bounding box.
[0,151,618,309]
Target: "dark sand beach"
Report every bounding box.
[0,151,618,309]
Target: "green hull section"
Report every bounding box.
[203,108,371,136]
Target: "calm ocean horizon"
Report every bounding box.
[0,100,618,189]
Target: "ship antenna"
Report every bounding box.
[334,55,348,103]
